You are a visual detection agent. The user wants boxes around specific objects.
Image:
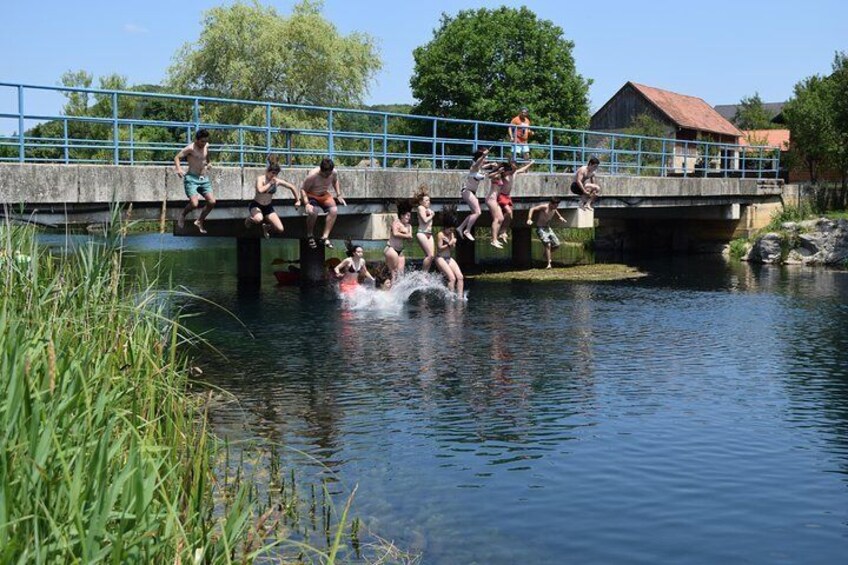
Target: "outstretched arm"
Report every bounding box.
[277,179,300,204]
[516,160,535,175]
[470,147,490,171]
[333,257,351,278]
[526,204,543,225]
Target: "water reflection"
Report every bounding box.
[70,233,848,563]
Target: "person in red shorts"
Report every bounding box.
[487,159,534,248]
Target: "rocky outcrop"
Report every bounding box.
[745,218,848,266]
[745,232,783,263]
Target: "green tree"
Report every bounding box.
[620,113,669,175]
[733,92,774,130]
[410,6,591,135]
[168,0,381,107]
[829,51,848,191]
[784,75,837,185]
[59,70,93,116]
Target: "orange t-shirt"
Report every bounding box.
[510,116,531,143]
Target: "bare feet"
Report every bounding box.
[194,220,207,234]
[499,232,508,242]
[490,240,503,249]
[177,215,185,229]
[262,223,270,239]
[463,231,475,241]
[546,263,552,269]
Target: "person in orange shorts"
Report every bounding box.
[300,157,346,249]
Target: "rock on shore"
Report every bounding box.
[744,218,848,266]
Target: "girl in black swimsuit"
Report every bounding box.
[435,204,465,298]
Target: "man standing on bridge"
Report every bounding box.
[509,106,533,161]
[301,158,346,249]
[174,129,215,234]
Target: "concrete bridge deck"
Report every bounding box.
[0,163,785,286]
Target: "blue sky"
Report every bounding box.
[1,0,846,112]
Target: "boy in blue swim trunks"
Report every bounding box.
[174,129,215,234]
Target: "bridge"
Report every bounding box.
[0,83,786,286]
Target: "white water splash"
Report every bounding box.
[339,271,463,315]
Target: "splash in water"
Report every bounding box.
[339,271,463,315]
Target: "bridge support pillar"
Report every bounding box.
[299,239,326,284]
[236,237,262,292]
[456,235,476,269]
[511,226,532,269]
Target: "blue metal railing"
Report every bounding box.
[0,82,781,178]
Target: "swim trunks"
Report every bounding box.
[184,173,212,198]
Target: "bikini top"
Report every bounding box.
[348,259,363,273]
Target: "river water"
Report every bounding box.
[58,234,848,563]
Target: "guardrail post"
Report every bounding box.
[581,132,586,163]
[129,123,134,165]
[18,85,24,162]
[63,118,69,164]
[683,141,688,178]
[382,114,388,168]
[548,129,554,173]
[431,119,437,169]
[286,131,292,166]
[741,148,746,178]
[328,110,335,158]
[193,98,200,129]
[610,136,616,175]
[637,137,642,175]
[112,92,119,164]
[266,104,272,157]
[239,129,244,168]
[407,140,411,168]
[661,140,666,176]
[473,122,479,151]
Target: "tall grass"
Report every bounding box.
[0,221,358,563]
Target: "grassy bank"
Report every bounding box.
[0,223,359,563]
[471,263,646,282]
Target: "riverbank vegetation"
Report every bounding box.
[0,222,364,563]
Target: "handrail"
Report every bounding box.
[0,82,781,178]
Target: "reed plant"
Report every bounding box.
[0,220,360,563]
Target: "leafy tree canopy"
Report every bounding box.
[167,0,381,107]
[783,51,848,185]
[409,6,591,130]
[733,92,775,130]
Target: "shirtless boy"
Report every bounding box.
[527,197,568,269]
[300,158,346,249]
[174,129,215,234]
[571,157,601,210]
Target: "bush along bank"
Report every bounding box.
[0,223,363,564]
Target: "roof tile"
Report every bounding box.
[630,82,742,138]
